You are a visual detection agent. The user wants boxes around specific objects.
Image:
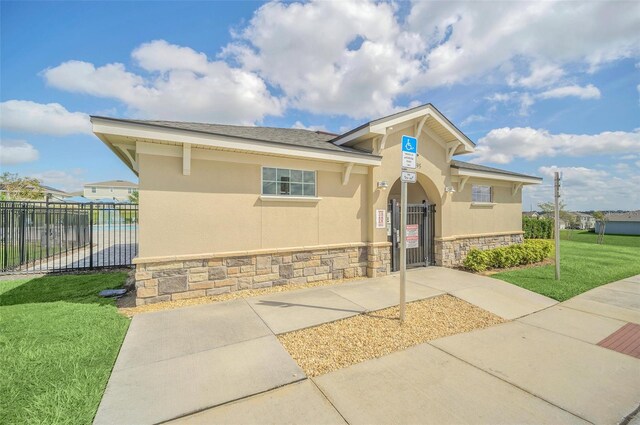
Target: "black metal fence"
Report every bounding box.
[389,200,436,271]
[0,201,138,273]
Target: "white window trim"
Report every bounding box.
[260,195,322,203]
[472,185,493,204]
[471,202,496,207]
[261,166,317,198]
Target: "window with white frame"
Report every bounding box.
[262,167,316,197]
[472,185,492,203]
[91,187,96,193]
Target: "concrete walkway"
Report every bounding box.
[94,269,640,425]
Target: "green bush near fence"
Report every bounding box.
[464,239,553,272]
[523,216,553,239]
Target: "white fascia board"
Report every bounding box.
[135,141,369,175]
[451,167,542,184]
[332,126,374,146]
[92,119,381,167]
[334,105,475,154]
[95,133,139,176]
[369,108,433,134]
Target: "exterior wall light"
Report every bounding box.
[445,186,456,193]
[377,181,389,190]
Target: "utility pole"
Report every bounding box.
[554,172,560,280]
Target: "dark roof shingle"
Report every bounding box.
[450,160,541,180]
[93,117,375,157]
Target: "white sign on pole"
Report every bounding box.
[401,171,417,183]
[401,135,418,170]
[402,152,416,169]
[406,224,419,249]
[375,209,386,229]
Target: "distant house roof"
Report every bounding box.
[572,212,595,218]
[450,160,542,181]
[90,117,373,157]
[605,211,640,222]
[522,211,539,217]
[85,180,138,188]
[0,183,68,197]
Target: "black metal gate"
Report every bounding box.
[0,201,138,273]
[388,199,435,272]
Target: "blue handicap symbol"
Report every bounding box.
[401,135,417,153]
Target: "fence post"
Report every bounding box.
[2,205,8,270]
[45,194,50,259]
[89,203,94,269]
[19,204,26,265]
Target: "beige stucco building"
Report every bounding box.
[91,104,541,305]
[83,180,138,201]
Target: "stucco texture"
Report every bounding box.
[138,154,367,258]
[136,127,524,260]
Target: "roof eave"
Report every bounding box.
[91,117,382,167]
[450,167,542,184]
[331,104,476,154]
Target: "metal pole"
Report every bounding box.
[45,194,50,259]
[89,203,94,269]
[400,180,407,323]
[554,172,560,280]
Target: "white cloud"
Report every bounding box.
[0,139,39,165]
[31,170,85,192]
[509,63,565,89]
[0,100,90,135]
[538,84,601,100]
[613,163,630,173]
[531,165,640,211]
[291,121,330,132]
[472,127,640,164]
[461,114,487,126]
[43,40,284,125]
[407,1,640,88]
[223,0,421,118]
[38,1,640,122]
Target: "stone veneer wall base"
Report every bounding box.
[435,233,524,267]
[134,244,391,306]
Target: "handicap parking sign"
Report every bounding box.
[401,135,417,154]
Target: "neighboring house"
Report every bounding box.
[83,180,138,201]
[572,212,596,230]
[91,103,542,306]
[522,211,539,219]
[595,211,640,236]
[0,183,69,201]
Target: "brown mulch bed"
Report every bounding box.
[278,295,505,377]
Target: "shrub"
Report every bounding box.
[523,216,553,239]
[463,240,553,272]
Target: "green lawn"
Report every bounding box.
[493,239,640,301]
[0,272,130,424]
[560,229,640,248]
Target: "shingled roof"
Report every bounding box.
[92,117,375,157]
[450,160,541,180]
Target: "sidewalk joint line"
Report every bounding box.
[427,343,596,425]
[309,378,351,425]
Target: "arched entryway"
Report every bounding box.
[387,176,437,271]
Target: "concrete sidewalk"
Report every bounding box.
[95,269,640,424]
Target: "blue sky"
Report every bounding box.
[1,0,638,210]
